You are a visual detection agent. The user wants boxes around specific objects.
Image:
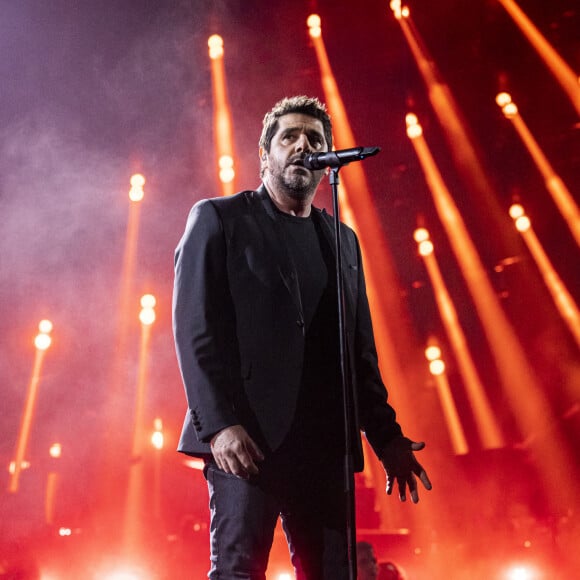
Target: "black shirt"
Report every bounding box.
[274,211,344,467]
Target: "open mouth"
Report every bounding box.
[288,158,305,167]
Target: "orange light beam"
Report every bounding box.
[433,373,469,456]
[391,6,506,222]
[8,322,53,493]
[124,295,156,551]
[497,95,580,247]
[45,442,62,524]
[45,471,59,524]
[208,35,236,196]
[407,114,579,513]
[117,174,146,360]
[416,231,504,449]
[497,0,580,116]
[96,175,145,524]
[424,346,469,456]
[8,348,46,493]
[510,205,580,349]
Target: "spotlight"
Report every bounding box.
[218,154,235,184]
[307,14,322,38]
[405,113,423,139]
[496,92,512,107]
[34,320,53,351]
[509,204,525,219]
[502,102,519,118]
[139,294,156,325]
[418,240,434,256]
[208,34,224,59]
[151,418,164,450]
[503,563,541,580]
[129,174,145,202]
[509,204,531,233]
[140,294,156,309]
[49,443,62,458]
[413,227,430,243]
[38,319,53,334]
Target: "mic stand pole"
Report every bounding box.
[329,167,357,580]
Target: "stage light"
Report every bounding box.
[49,443,62,459]
[307,14,321,38]
[390,1,410,19]
[418,240,434,256]
[390,0,402,19]
[413,227,430,243]
[405,113,423,139]
[140,294,156,309]
[139,294,156,325]
[139,307,155,326]
[58,527,72,537]
[509,203,531,232]
[8,460,30,474]
[429,359,445,375]
[151,418,164,450]
[130,174,145,188]
[515,215,531,232]
[38,319,53,334]
[35,332,52,351]
[276,574,293,580]
[219,154,235,184]
[503,563,540,580]
[208,34,224,59]
[183,458,205,471]
[425,344,445,376]
[425,345,441,361]
[509,203,525,219]
[128,174,145,202]
[496,92,513,107]
[502,102,519,118]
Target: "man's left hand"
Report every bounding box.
[380,436,432,503]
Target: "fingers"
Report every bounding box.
[419,470,432,491]
[210,425,264,479]
[410,441,426,452]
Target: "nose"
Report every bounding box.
[294,133,312,153]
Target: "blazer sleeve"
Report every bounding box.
[351,233,403,455]
[172,199,241,443]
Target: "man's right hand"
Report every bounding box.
[210,424,265,479]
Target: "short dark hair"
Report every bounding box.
[259,95,333,153]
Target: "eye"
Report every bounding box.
[311,136,324,149]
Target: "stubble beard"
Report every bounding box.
[274,164,322,201]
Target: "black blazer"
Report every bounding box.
[172,185,401,470]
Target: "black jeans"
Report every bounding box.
[204,458,349,580]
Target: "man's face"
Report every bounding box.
[260,112,328,199]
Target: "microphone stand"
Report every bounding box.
[329,167,358,580]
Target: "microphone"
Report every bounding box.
[303,146,380,170]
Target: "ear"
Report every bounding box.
[259,146,268,169]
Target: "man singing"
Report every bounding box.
[172,95,431,579]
